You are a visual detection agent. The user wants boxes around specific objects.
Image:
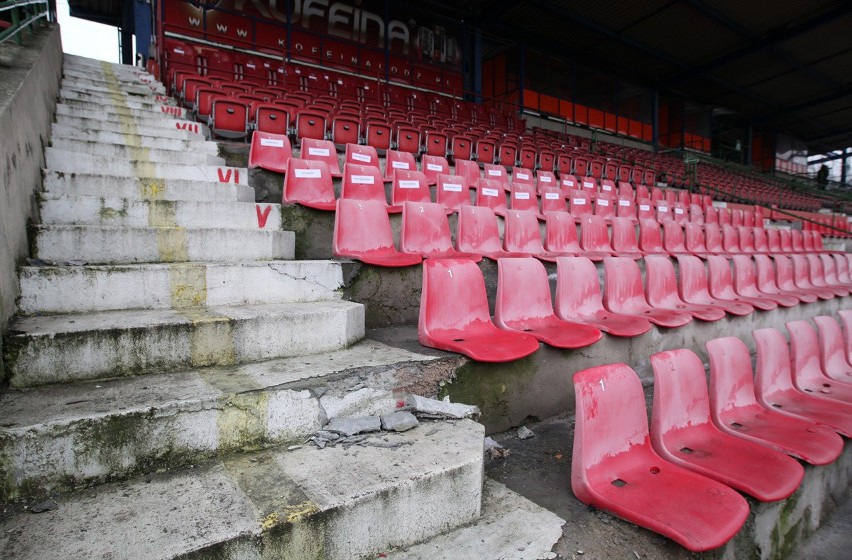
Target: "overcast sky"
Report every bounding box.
[56,0,120,63]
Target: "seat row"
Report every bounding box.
[572,314,852,550]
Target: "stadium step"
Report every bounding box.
[53,114,208,139]
[49,126,218,153]
[48,139,224,165]
[41,171,255,202]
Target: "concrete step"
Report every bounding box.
[37,196,279,228]
[41,171,255,202]
[45,149,246,183]
[60,77,164,97]
[64,54,151,77]
[55,101,187,122]
[48,138,225,166]
[18,260,344,314]
[58,94,177,113]
[49,123,214,151]
[4,300,365,387]
[0,418,482,560]
[0,339,452,501]
[57,97,187,119]
[54,114,208,140]
[30,224,293,264]
[62,67,160,87]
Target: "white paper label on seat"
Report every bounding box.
[540,175,552,183]
[516,172,530,180]
[174,48,185,55]
[443,183,463,192]
[583,181,595,189]
[399,180,420,189]
[545,192,560,200]
[351,175,374,184]
[640,204,651,211]
[351,152,372,163]
[427,163,443,171]
[658,205,668,212]
[675,208,685,214]
[295,168,322,178]
[515,192,531,200]
[597,199,609,206]
[563,179,576,187]
[602,184,612,191]
[260,138,285,147]
[247,63,256,69]
[392,161,410,169]
[308,147,330,156]
[488,169,502,176]
[618,200,630,206]
[483,188,500,197]
[573,198,587,205]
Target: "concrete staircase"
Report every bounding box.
[0,55,488,559]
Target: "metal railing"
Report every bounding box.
[0,0,50,47]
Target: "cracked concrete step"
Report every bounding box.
[4,300,365,387]
[0,418,482,560]
[61,71,161,90]
[63,59,151,81]
[59,78,164,97]
[49,123,215,151]
[65,53,151,73]
[57,97,186,119]
[41,171,255,202]
[0,339,451,501]
[48,138,224,166]
[45,149,247,183]
[59,86,172,104]
[18,260,345,314]
[55,102,187,122]
[31,225,294,265]
[38,196,279,228]
[54,114,208,140]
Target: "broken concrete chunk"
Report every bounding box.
[381,411,419,432]
[405,395,480,420]
[324,416,381,437]
[517,426,535,440]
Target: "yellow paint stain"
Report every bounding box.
[168,263,207,308]
[156,228,189,262]
[148,200,177,228]
[139,179,164,200]
[260,502,321,532]
[217,391,270,452]
[181,308,236,367]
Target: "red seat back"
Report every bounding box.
[301,138,341,176]
[282,158,335,210]
[248,131,292,173]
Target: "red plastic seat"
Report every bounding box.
[395,125,421,154]
[474,138,496,164]
[752,227,770,253]
[753,255,814,304]
[449,135,474,162]
[504,209,562,262]
[638,219,666,255]
[210,98,249,139]
[806,254,849,297]
[579,215,614,261]
[248,131,292,174]
[555,257,652,336]
[282,158,335,210]
[774,255,823,301]
[594,194,615,222]
[539,187,567,215]
[684,223,714,257]
[483,164,509,190]
[424,130,448,157]
[610,217,643,259]
[390,169,432,212]
[294,109,327,142]
[455,159,481,185]
[436,173,471,213]
[333,199,422,267]
[543,212,581,255]
[754,328,852,436]
[383,149,417,181]
[345,143,379,168]
[418,258,539,362]
[737,227,756,254]
[787,320,852,402]
[706,256,777,311]
[813,315,852,383]
[603,257,692,328]
[364,119,392,151]
[568,191,593,218]
[497,141,518,167]
[820,254,849,291]
[650,349,803,501]
[254,104,290,135]
[599,179,616,196]
[790,255,835,299]
[300,138,341,177]
[560,174,579,194]
[706,336,843,466]
[341,163,388,206]
[511,167,535,186]
[704,224,725,254]
[456,205,528,260]
[732,256,799,307]
[615,196,637,222]
[654,200,672,223]
[475,178,508,217]
[509,183,540,216]
[400,201,480,261]
[721,226,741,254]
[330,114,361,146]
[422,154,450,185]
[677,256,753,318]
[495,258,602,348]
[571,362,749,552]
[580,177,598,192]
[644,256,725,321]
[636,199,654,221]
[662,221,689,255]
[536,171,557,194]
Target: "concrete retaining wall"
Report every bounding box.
[0,25,63,371]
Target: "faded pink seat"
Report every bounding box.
[332,199,422,267]
[593,193,615,222]
[422,154,450,185]
[400,201,480,261]
[676,255,753,316]
[807,254,849,297]
[731,256,799,307]
[539,187,568,215]
[536,171,558,194]
[787,320,852,402]
[790,255,836,299]
[504,209,562,262]
[603,257,692,328]
[495,258,602,349]
[754,328,852,437]
[572,362,749,552]
[382,149,417,181]
[281,158,335,211]
[510,167,535,186]
[456,205,529,260]
[579,215,614,261]
[774,255,822,302]
[644,256,725,321]
[568,190,593,217]
[704,223,725,254]
[610,217,643,259]
[752,227,770,253]
[300,138,341,177]
[554,257,652,337]
[662,221,689,255]
[753,255,814,304]
[475,178,508,217]
[638,219,666,255]
[341,163,388,207]
[389,169,432,212]
[737,227,755,254]
[707,256,777,311]
[248,131,292,173]
[721,226,741,254]
[509,182,541,216]
[684,223,713,257]
[418,258,539,362]
[344,143,379,167]
[544,212,581,256]
[650,349,803,501]
[814,314,852,382]
[455,159,481,185]
[436,173,471,213]
[482,163,509,190]
[706,336,843,466]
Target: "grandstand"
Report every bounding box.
[1,0,852,558]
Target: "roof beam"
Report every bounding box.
[752,86,852,122]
